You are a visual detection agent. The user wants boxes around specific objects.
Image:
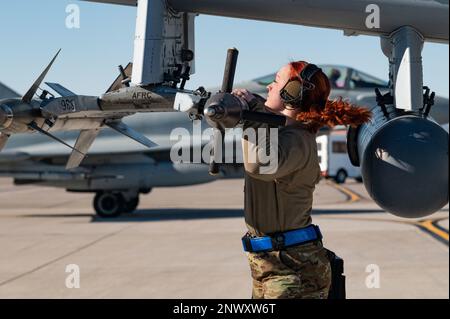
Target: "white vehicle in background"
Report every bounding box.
[316,128,362,184]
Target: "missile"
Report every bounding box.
[0,51,167,168]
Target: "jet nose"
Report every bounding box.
[0,104,13,130]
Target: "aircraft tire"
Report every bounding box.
[334,170,348,184]
[124,196,140,214]
[94,192,125,218]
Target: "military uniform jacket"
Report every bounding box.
[242,96,321,237]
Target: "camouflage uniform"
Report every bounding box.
[242,96,332,299]
[248,241,331,299]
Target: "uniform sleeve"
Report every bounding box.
[242,126,309,182]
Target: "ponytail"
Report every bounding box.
[295,97,372,133]
[288,61,372,133]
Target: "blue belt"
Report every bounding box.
[242,225,322,253]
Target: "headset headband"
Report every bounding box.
[300,64,321,83]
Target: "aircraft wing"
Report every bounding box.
[0,111,198,168]
[2,135,172,158]
[0,82,20,99]
[0,134,209,181]
[45,82,76,97]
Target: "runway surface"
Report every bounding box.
[0,177,448,299]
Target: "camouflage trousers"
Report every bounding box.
[247,241,332,299]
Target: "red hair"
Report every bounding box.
[288,61,372,133]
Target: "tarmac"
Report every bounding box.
[0,177,448,299]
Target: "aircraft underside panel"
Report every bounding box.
[168,0,449,43]
[2,162,216,191]
[83,0,448,42]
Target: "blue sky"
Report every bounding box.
[0,0,448,97]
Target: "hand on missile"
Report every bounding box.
[232,89,255,103]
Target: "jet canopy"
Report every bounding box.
[253,65,389,91]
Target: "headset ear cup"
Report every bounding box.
[280,80,303,103]
[279,64,321,110]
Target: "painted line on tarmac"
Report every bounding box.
[435,220,449,233]
[320,215,449,247]
[416,219,449,246]
[325,181,361,203]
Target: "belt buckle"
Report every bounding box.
[271,233,286,251]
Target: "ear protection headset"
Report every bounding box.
[279,63,322,109]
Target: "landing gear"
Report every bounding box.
[93,191,141,218]
[94,192,124,218]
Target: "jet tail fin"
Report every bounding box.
[66,129,100,169]
[105,120,158,149]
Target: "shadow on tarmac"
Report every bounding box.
[21,208,390,223]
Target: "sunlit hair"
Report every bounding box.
[288,61,372,133]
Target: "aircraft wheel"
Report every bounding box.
[334,170,347,184]
[123,196,140,214]
[94,192,125,218]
